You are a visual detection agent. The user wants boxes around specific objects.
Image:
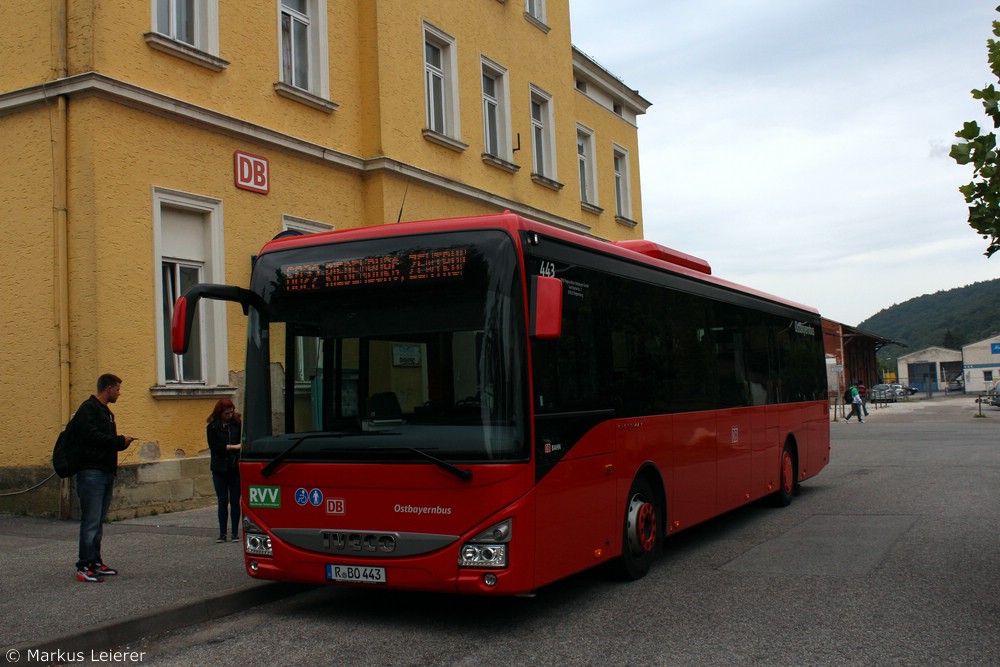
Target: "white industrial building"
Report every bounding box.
[897,347,962,392]
[962,334,1000,393]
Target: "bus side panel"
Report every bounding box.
[751,407,781,501]
[533,451,616,588]
[670,412,717,532]
[614,415,673,541]
[801,401,830,481]
[716,407,753,513]
[793,404,811,480]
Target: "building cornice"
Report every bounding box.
[571,46,652,117]
[0,72,592,235]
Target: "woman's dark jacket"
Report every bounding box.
[207,418,241,474]
[74,396,128,475]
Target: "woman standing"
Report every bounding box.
[207,399,241,543]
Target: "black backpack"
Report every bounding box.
[52,418,79,478]
[843,387,853,404]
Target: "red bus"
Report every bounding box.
[172,212,829,595]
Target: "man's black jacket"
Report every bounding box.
[73,396,128,474]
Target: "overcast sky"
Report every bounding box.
[569,0,999,326]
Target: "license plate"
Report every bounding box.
[326,564,386,584]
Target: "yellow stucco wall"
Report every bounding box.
[365,0,598,227]
[0,107,63,463]
[61,97,375,465]
[0,3,55,91]
[573,90,646,237]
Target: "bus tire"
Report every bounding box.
[772,442,796,508]
[613,475,661,581]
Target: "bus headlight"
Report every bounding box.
[458,519,510,568]
[242,516,272,557]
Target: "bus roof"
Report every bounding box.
[259,212,820,317]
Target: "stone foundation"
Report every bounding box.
[0,457,217,520]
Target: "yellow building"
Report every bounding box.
[0,0,649,515]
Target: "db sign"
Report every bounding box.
[234,150,269,194]
[326,498,346,515]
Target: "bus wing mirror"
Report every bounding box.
[171,284,266,354]
[171,295,193,354]
[530,276,563,339]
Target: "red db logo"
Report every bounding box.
[234,151,269,194]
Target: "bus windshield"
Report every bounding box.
[241,230,528,466]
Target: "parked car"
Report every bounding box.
[871,383,896,402]
[890,384,909,398]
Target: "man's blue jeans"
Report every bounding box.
[76,468,114,570]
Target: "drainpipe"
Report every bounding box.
[53,0,72,518]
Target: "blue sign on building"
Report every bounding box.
[992,343,1000,355]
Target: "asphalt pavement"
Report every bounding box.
[0,505,309,664]
[0,393,987,665]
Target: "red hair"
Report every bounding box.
[207,398,241,423]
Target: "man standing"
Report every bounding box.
[73,374,136,582]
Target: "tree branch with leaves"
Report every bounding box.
[951,8,1000,257]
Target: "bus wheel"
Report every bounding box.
[614,476,661,580]
[773,444,795,507]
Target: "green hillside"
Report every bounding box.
[858,278,1000,367]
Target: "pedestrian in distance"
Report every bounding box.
[844,381,865,423]
[207,398,241,543]
[858,382,870,417]
[74,373,137,582]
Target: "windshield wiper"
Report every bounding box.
[261,433,343,478]
[333,446,473,482]
[262,437,473,482]
[400,447,474,482]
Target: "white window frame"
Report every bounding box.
[577,125,597,206]
[481,58,512,162]
[278,0,330,99]
[613,145,633,220]
[423,22,460,140]
[530,85,556,180]
[152,187,228,390]
[162,259,206,383]
[152,0,218,51]
[147,0,226,70]
[525,0,548,29]
[282,214,333,236]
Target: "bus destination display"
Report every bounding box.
[282,248,468,292]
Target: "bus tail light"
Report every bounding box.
[458,519,511,568]
[243,516,272,557]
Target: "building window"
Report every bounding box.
[278,0,330,99]
[425,43,445,134]
[153,188,227,389]
[282,214,333,236]
[577,126,597,205]
[423,23,459,139]
[148,0,225,69]
[155,0,196,45]
[613,146,632,219]
[525,0,546,25]
[483,73,500,156]
[162,261,204,383]
[530,86,555,179]
[481,58,512,161]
